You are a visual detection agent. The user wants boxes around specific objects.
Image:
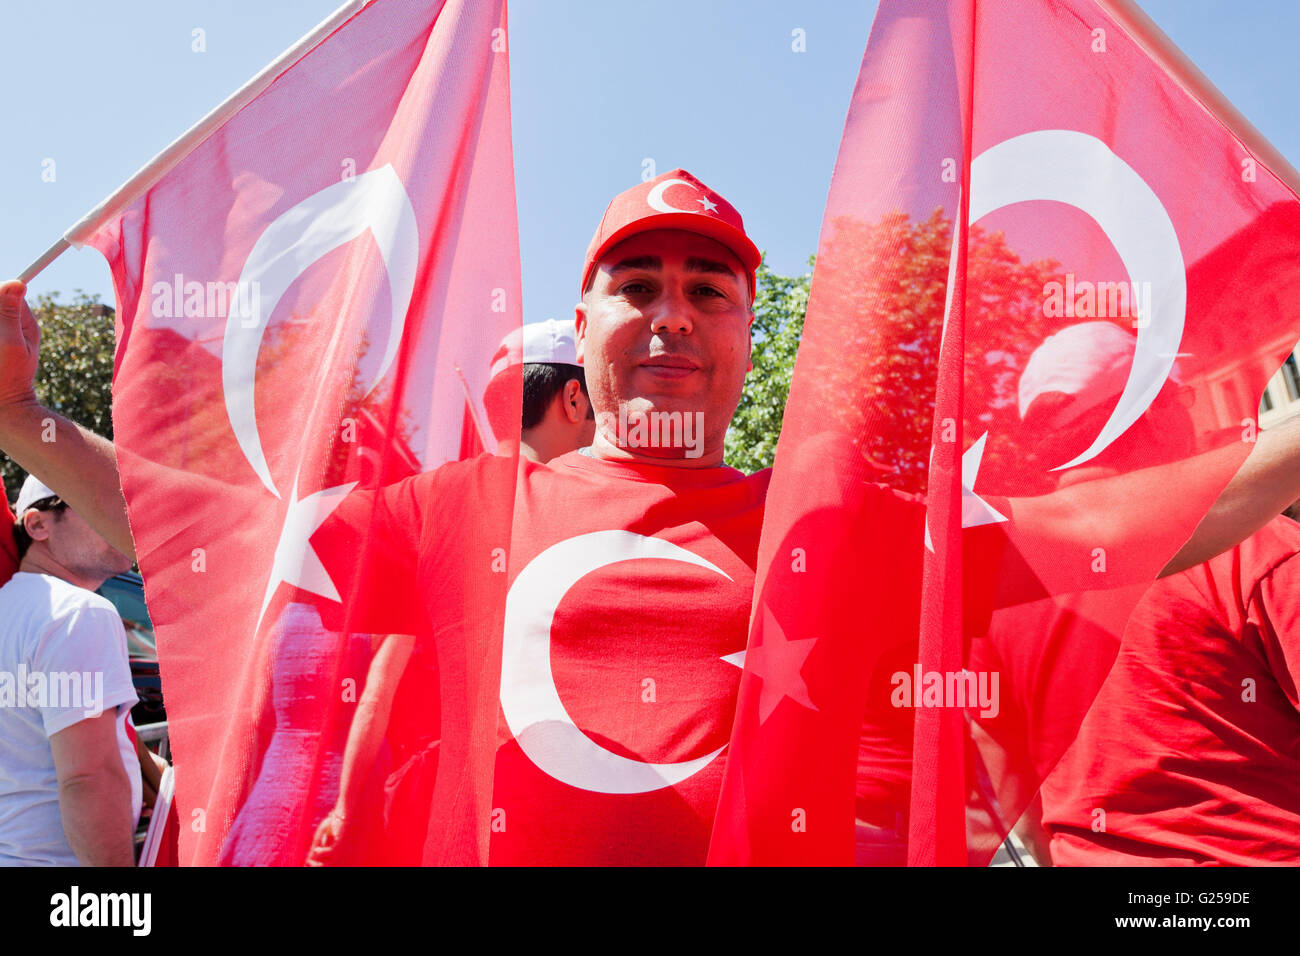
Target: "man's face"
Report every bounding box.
[576,229,753,459]
[24,504,133,589]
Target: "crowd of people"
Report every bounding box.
[2,168,1300,866]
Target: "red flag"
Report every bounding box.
[0,495,16,587]
[711,0,1300,865]
[89,0,520,865]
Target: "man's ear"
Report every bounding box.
[574,302,588,364]
[23,509,52,543]
[562,379,584,424]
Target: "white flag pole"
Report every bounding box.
[17,0,374,283]
[18,238,71,284]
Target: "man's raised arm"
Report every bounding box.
[1004,418,1300,593]
[0,280,135,559]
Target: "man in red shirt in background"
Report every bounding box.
[312,169,771,863]
[1038,512,1300,865]
[974,322,1300,865]
[5,170,1300,864]
[306,318,597,866]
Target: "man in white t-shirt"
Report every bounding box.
[0,475,140,866]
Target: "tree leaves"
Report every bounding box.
[725,258,812,474]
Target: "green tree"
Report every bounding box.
[725,259,813,474]
[1,292,116,502]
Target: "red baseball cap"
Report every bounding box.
[580,168,761,301]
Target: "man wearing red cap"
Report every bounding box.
[307,168,765,863]
[4,169,1300,864]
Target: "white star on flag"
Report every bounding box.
[721,604,818,724]
[696,196,719,212]
[255,473,358,633]
[961,431,1009,529]
[925,430,1009,552]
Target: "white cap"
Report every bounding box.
[489,319,580,379]
[522,318,579,365]
[14,474,58,515]
[1019,322,1145,427]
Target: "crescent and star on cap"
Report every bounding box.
[646,177,719,214]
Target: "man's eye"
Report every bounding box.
[695,285,725,298]
[620,281,652,295]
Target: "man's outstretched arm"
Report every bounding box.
[0,280,135,559]
[1161,414,1300,576]
[1000,416,1300,595]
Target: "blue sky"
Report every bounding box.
[2,0,1299,325]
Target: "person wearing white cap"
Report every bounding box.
[1013,320,1194,488]
[0,474,140,865]
[485,318,596,464]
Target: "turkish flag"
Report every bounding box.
[88,0,520,865]
[711,0,1300,865]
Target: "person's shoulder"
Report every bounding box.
[740,465,773,496]
[1,572,115,614]
[1237,515,1300,585]
[376,452,516,506]
[41,575,121,623]
[1,575,125,653]
[427,451,517,487]
[439,450,517,479]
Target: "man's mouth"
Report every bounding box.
[639,355,701,378]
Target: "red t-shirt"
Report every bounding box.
[491,451,772,865]
[321,450,769,864]
[1040,516,1300,865]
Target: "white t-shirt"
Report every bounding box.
[0,572,141,866]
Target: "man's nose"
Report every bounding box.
[649,285,693,335]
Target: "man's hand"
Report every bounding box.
[0,280,40,408]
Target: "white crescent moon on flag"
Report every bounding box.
[969,129,1186,470]
[645,177,698,213]
[222,163,419,497]
[500,530,734,794]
